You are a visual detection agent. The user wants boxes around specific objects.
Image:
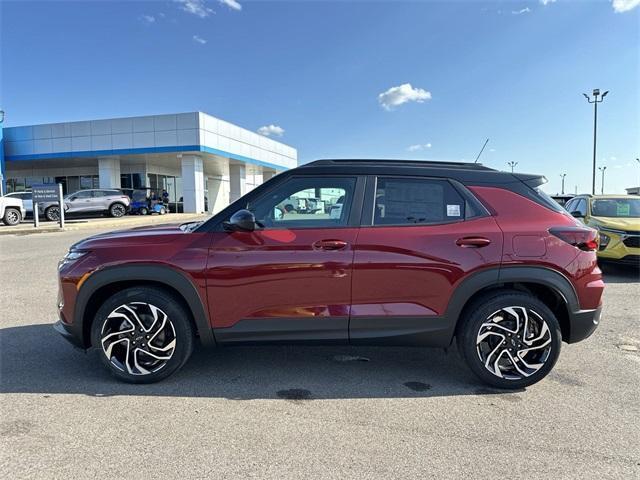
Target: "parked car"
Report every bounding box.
[551,194,574,207]
[4,191,33,216]
[0,195,26,225]
[564,194,640,265]
[43,189,130,221]
[55,159,604,389]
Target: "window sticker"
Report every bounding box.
[447,204,461,217]
[616,202,630,216]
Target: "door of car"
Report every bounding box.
[66,190,94,213]
[350,176,503,345]
[205,175,364,343]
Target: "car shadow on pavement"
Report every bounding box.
[0,324,520,400]
[600,262,640,284]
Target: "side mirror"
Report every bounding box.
[223,209,257,232]
[570,210,584,218]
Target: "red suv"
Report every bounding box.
[55,160,604,388]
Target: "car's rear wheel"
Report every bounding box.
[457,291,561,389]
[91,287,195,383]
[2,208,22,226]
[45,206,60,222]
[109,202,126,218]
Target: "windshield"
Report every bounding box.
[591,197,640,218]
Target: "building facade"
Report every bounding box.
[0,112,297,213]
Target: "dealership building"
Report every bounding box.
[0,112,297,213]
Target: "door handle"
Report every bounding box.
[313,239,348,251]
[456,237,491,248]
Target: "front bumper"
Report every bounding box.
[567,304,602,344]
[597,231,640,262]
[53,320,86,350]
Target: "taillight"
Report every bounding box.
[549,226,599,251]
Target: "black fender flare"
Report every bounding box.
[442,265,579,344]
[75,264,215,347]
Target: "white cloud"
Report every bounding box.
[193,35,207,44]
[175,0,214,18]
[257,124,285,137]
[612,0,640,12]
[407,143,432,152]
[219,0,242,11]
[141,14,156,24]
[540,0,557,5]
[378,83,432,110]
[512,7,531,14]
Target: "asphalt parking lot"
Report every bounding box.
[1,226,639,479]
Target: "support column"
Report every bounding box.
[98,156,121,188]
[180,154,205,213]
[207,176,230,215]
[229,163,246,203]
[262,169,276,183]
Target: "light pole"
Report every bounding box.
[598,166,607,194]
[559,173,567,195]
[583,89,609,195]
[507,161,518,173]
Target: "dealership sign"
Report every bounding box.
[31,184,59,203]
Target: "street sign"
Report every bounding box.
[32,184,59,203]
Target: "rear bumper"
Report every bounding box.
[567,304,602,344]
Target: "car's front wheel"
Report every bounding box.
[2,207,22,226]
[457,291,561,389]
[45,206,60,222]
[91,287,195,383]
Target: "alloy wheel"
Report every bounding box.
[100,302,177,375]
[46,207,60,221]
[111,204,126,217]
[476,306,552,380]
[5,210,19,224]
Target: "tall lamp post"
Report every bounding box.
[583,89,609,195]
[598,166,607,194]
[559,173,567,195]
[507,161,518,173]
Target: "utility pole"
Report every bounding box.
[559,173,567,195]
[583,89,609,195]
[507,161,518,173]
[598,166,607,194]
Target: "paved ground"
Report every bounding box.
[1,226,639,479]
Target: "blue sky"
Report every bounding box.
[1,0,638,194]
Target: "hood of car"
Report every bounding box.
[72,223,188,250]
[590,216,640,232]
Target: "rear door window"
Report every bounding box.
[374,177,465,225]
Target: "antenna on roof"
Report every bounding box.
[474,138,489,163]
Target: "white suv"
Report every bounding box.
[0,195,26,226]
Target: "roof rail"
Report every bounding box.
[302,159,496,171]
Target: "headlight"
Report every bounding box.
[598,233,610,250]
[58,250,88,269]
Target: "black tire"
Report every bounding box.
[159,206,166,215]
[109,202,127,218]
[2,207,22,226]
[90,287,195,384]
[139,207,149,216]
[457,290,562,389]
[45,206,60,222]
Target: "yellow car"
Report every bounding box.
[564,195,640,265]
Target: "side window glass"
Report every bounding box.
[576,199,587,216]
[249,177,356,229]
[374,177,465,225]
[564,199,576,212]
